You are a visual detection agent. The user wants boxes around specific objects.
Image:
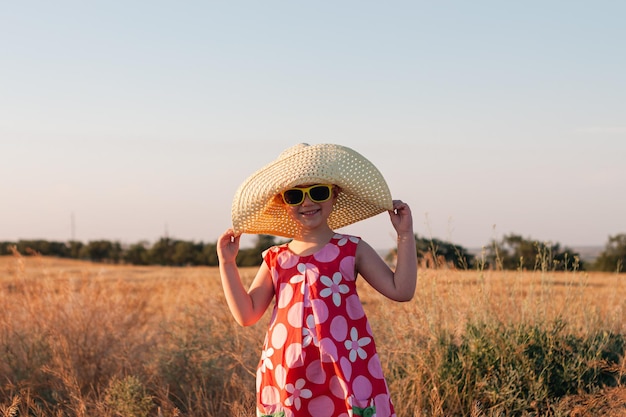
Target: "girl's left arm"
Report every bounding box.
[356,200,417,302]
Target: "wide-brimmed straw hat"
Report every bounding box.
[231,143,393,238]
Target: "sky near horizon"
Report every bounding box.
[1,1,625,251]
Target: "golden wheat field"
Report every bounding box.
[1,254,625,416]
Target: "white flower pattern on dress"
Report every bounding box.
[345,327,372,362]
[319,272,349,307]
[260,347,275,373]
[289,263,307,294]
[302,314,319,348]
[284,378,312,410]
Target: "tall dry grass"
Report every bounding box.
[1,251,625,416]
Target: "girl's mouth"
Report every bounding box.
[300,208,320,216]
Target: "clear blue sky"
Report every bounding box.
[1,1,625,250]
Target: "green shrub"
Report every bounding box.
[435,319,625,416]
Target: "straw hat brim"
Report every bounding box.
[231,143,393,238]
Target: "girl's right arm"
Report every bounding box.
[217,229,274,327]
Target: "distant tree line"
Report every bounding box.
[2,233,625,272]
[0,235,284,267]
[388,233,626,273]
[483,234,583,271]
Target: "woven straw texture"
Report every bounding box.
[231,143,393,238]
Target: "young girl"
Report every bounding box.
[217,143,417,417]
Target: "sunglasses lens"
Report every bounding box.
[309,185,331,202]
[283,189,304,205]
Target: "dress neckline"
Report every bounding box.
[285,234,338,258]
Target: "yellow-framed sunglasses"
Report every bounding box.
[281,184,334,206]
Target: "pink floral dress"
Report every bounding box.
[256,234,396,417]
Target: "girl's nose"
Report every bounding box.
[301,194,314,205]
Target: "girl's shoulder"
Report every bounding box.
[327,234,362,260]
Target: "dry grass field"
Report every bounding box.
[1,252,625,416]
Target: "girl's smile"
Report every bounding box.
[300,209,320,216]
[298,205,322,216]
[291,201,328,222]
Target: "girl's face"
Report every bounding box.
[281,184,339,231]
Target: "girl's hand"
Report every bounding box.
[217,229,240,264]
[388,200,414,237]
